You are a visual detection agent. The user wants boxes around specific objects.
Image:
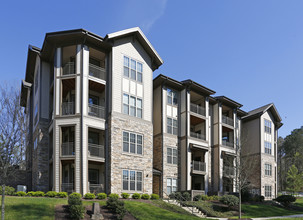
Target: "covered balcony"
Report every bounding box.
[222,105,234,127]
[189,91,206,117]
[61,126,75,157]
[223,154,235,177]
[89,48,106,81]
[222,127,234,148]
[88,128,105,160]
[61,161,74,193]
[191,149,207,175]
[88,161,105,194]
[61,45,76,76]
[88,80,105,119]
[61,78,75,116]
[190,115,206,141]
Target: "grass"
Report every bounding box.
[124,200,205,220]
[0,196,67,220]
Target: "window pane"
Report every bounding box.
[137,135,142,144]
[124,67,129,77]
[173,127,178,135]
[123,94,129,104]
[131,59,136,70]
[124,56,129,67]
[137,144,142,154]
[167,96,172,105]
[167,118,172,126]
[172,179,177,187]
[173,149,177,157]
[123,104,129,114]
[137,182,142,191]
[173,119,177,127]
[131,70,136,80]
[167,155,172,164]
[137,98,142,108]
[167,89,172,96]
[173,157,177,165]
[123,132,129,142]
[167,148,172,156]
[130,144,136,153]
[123,181,128,190]
[130,181,135,190]
[130,133,136,143]
[137,62,142,72]
[137,172,142,181]
[123,170,129,180]
[167,178,171,186]
[123,143,129,152]
[130,106,136,116]
[137,109,142,118]
[167,126,172,134]
[137,72,142,83]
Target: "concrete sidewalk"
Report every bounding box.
[251,214,303,219]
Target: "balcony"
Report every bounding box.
[88,104,105,119]
[190,103,205,116]
[62,62,75,75]
[89,64,106,81]
[88,144,104,158]
[192,161,206,173]
[61,183,74,193]
[223,166,235,177]
[222,115,233,127]
[190,132,206,140]
[61,142,75,156]
[222,140,234,148]
[89,183,104,194]
[62,102,75,115]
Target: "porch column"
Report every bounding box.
[204,151,209,193]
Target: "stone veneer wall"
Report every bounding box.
[162,134,178,195]
[109,112,153,195]
[261,153,276,199]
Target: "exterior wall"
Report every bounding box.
[109,113,153,195]
[153,86,162,136]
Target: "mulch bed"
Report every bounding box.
[55,204,135,220]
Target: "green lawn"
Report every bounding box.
[0,196,67,220]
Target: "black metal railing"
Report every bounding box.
[190,103,205,116]
[222,115,233,126]
[88,143,104,158]
[88,104,105,119]
[61,142,75,156]
[89,64,106,80]
[62,102,75,115]
[190,132,206,140]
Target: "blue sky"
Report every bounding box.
[1,0,303,138]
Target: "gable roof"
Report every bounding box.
[242,103,282,127]
[215,96,243,108]
[105,27,163,70]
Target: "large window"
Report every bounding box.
[265,163,272,176]
[167,147,177,165]
[123,94,142,118]
[123,131,143,155]
[167,178,177,195]
[265,185,272,197]
[167,88,178,106]
[167,117,178,135]
[264,119,272,134]
[122,170,142,191]
[123,56,143,83]
[265,141,272,154]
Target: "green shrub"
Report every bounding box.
[132,193,141,199]
[194,195,204,201]
[68,193,82,206]
[141,194,150,200]
[16,191,26,197]
[150,194,160,200]
[69,204,85,219]
[182,192,191,201]
[169,192,182,200]
[26,191,35,197]
[274,195,296,207]
[220,195,239,208]
[84,193,95,199]
[35,191,45,197]
[109,193,119,199]
[97,193,107,200]
[0,186,15,196]
[208,195,219,201]
[46,191,57,197]
[121,192,130,199]
[106,197,126,220]
[57,192,68,198]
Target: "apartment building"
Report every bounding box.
[20,28,282,199]
[20,27,163,195]
[242,104,282,199]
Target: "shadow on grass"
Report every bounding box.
[6,203,54,219]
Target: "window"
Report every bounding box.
[167,178,177,195]
[167,117,178,135]
[123,131,143,155]
[123,56,143,83]
[265,163,272,176]
[167,147,177,165]
[264,119,272,134]
[265,141,272,154]
[122,170,142,191]
[167,88,178,106]
[265,185,272,197]
[123,94,142,118]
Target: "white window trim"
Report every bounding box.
[122,131,143,155]
[265,185,272,197]
[123,55,143,84]
[123,93,143,118]
[122,169,143,192]
[167,147,177,165]
[265,163,272,176]
[167,178,177,195]
[264,141,272,155]
[167,117,178,135]
[167,88,178,106]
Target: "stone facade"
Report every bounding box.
[261,153,276,199]
[109,112,153,195]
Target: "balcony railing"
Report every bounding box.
[88,143,104,158]
[62,102,75,115]
[89,183,104,194]
[88,104,105,119]
[223,166,235,176]
[190,103,206,116]
[222,115,234,126]
[222,139,234,148]
[192,161,206,172]
[190,132,206,140]
[62,62,75,75]
[89,64,106,81]
[61,183,74,193]
[61,142,75,156]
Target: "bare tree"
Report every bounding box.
[0,84,27,220]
